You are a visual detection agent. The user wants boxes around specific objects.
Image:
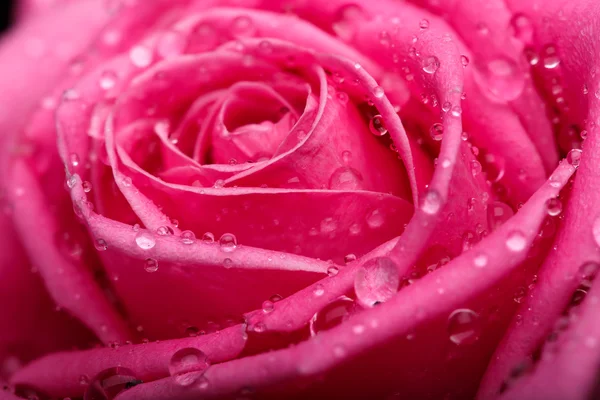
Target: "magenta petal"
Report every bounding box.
[11,325,247,398]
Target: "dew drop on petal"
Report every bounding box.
[313,284,325,297]
[473,253,488,268]
[327,265,339,276]
[95,239,108,252]
[420,189,442,215]
[369,115,388,136]
[144,258,158,273]
[156,226,174,236]
[310,296,356,336]
[135,232,156,250]
[430,123,444,141]
[460,55,469,67]
[354,257,399,307]
[471,160,482,176]
[99,70,118,90]
[542,45,560,69]
[129,45,153,68]
[481,57,524,101]
[566,148,583,167]
[180,230,196,245]
[82,181,93,193]
[344,253,357,264]
[422,56,440,74]
[373,86,385,99]
[168,348,210,387]
[219,233,237,252]
[546,198,562,216]
[510,13,534,43]
[448,309,480,345]
[419,19,430,29]
[83,367,140,400]
[202,232,215,243]
[329,167,363,190]
[262,300,274,313]
[506,230,527,252]
[487,201,514,231]
[366,209,385,228]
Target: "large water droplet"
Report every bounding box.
[506,230,527,252]
[480,57,525,101]
[487,201,514,231]
[546,198,562,216]
[422,56,440,74]
[310,296,356,336]
[448,309,480,345]
[430,123,444,141]
[219,233,237,252]
[369,115,388,136]
[99,70,118,90]
[135,232,156,250]
[332,4,366,42]
[83,367,141,400]
[354,257,399,307]
[180,230,196,245]
[168,348,210,387]
[129,45,152,68]
[510,13,534,43]
[566,148,583,167]
[329,167,363,190]
[420,189,442,215]
[366,209,385,228]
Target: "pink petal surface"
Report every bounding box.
[115,161,575,399]
[11,325,247,398]
[478,0,600,397]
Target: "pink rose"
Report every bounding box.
[1,0,598,399]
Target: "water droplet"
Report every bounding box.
[309,296,356,336]
[313,284,325,297]
[135,232,156,250]
[422,56,440,74]
[373,86,385,99]
[168,348,209,387]
[448,309,480,345]
[546,198,562,216]
[157,30,186,59]
[419,19,429,29]
[129,45,152,68]
[510,13,534,43]
[202,232,215,243]
[506,230,527,252]
[320,217,338,234]
[366,209,385,228]
[566,148,583,167]
[341,150,352,164]
[344,253,357,264]
[474,253,488,268]
[99,70,118,90]
[461,55,469,67]
[144,258,158,272]
[430,123,444,141]
[327,265,339,276]
[329,167,363,190]
[420,189,442,215]
[354,257,399,307]
[219,233,237,252]
[332,4,366,42]
[451,105,462,117]
[82,181,93,193]
[262,300,274,313]
[542,45,560,69]
[83,367,141,400]
[156,226,174,236]
[180,231,196,245]
[369,115,388,136]
[379,30,391,47]
[524,47,539,65]
[487,201,514,231]
[481,57,524,101]
[231,15,255,37]
[471,160,482,176]
[95,239,108,251]
[70,153,80,168]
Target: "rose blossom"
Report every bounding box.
[0,0,599,398]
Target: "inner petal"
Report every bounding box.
[210,82,304,165]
